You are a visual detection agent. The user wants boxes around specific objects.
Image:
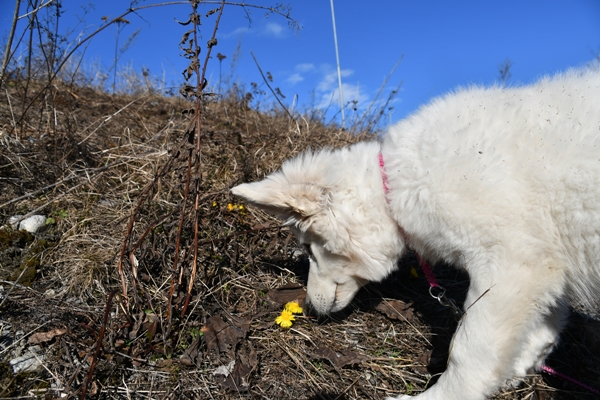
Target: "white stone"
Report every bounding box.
[8,215,22,230]
[8,215,47,233]
[10,351,45,373]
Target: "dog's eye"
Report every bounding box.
[303,244,314,259]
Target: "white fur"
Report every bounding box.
[231,70,600,399]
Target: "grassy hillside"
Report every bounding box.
[1,77,599,399]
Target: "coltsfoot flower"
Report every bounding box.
[284,301,303,314]
[226,203,247,216]
[275,310,295,328]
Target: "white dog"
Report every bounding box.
[232,70,600,399]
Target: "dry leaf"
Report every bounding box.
[266,283,306,306]
[375,299,414,321]
[201,315,249,354]
[313,345,365,371]
[89,381,98,396]
[218,346,258,392]
[28,328,68,344]
[180,335,202,366]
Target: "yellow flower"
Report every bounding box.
[227,203,234,211]
[409,266,419,278]
[212,201,217,207]
[284,301,303,314]
[275,310,295,328]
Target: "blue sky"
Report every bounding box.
[2,1,599,125]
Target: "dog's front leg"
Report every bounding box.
[387,263,565,400]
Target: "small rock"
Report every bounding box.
[8,215,22,229]
[212,360,235,377]
[10,348,45,373]
[8,215,47,233]
[0,320,14,351]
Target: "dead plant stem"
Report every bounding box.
[80,290,117,400]
[250,50,300,133]
[0,0,22,89]
[165,146,191,327]
[356,54,403,131]
[3,85,17,132]
[16,0,54,20]
[117,154,177,308]
[182,0,226,318]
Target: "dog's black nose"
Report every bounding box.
[303,300,318,316]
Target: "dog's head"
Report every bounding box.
[231,144,405,315]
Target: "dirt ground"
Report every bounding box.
[1,82,599,399]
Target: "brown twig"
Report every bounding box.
[181,0,227,319]
[80,290,117,400]
[165,141,191,328]
[0,0,23,89]
[117,154,177,309]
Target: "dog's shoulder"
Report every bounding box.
[380,70,600,262]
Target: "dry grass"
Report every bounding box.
[1,80,599,400]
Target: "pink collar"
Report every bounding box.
[378,152,390,195]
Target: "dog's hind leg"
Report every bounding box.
[511,301,568,376]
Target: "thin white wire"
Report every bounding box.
[329,0,345,128]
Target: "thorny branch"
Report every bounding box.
[183,0,227,318]
[80,290,117,400]
[113,1,298,334]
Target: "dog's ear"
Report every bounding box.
[231,174,324,219]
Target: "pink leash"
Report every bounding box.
[379,153,461,319]
[378,152,600,396]
[541,365,600,396]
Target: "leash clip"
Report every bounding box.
[429,285,463,321]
